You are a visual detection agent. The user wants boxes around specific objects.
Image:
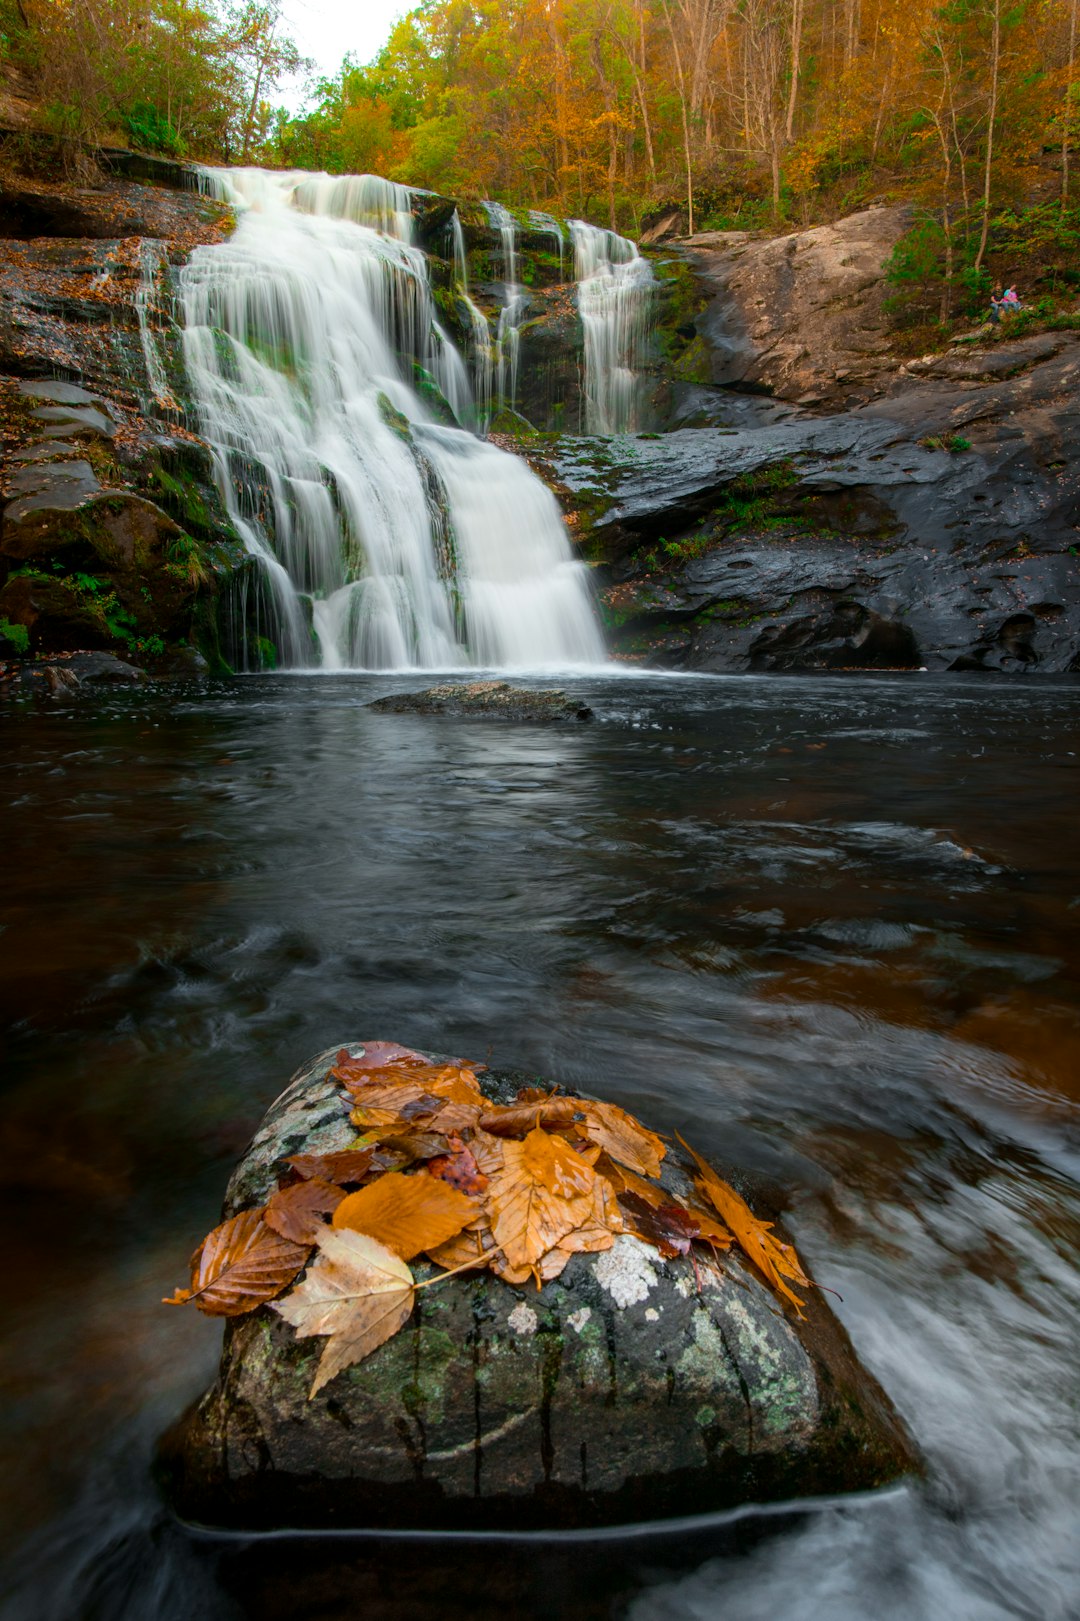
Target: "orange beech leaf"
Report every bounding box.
[579,1100,666,1179]
[487,1128,599,1277]
[287,1148,375,1185]
[163,1208,309,1316]
[677,1135,808,1312]
[514,1086,552,1104]
[426,1220,496,1273]
[340,1062,484,1105]
[558,1222,616,1257]
[618,1192,700,1259]
[332,1170,477,1260]
[264,1177,345,1245]
[427,1135,489,1195]
[329,1042,428,1081]
[273,1227,415,1398]
[478,1098,583,1137]
[466,1128,505,1179]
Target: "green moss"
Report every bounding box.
[0,618,29,653]
[377,391,412,441]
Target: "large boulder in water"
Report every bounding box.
[157,1045,917,1531]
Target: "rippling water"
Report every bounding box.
[1,673,1077,1619]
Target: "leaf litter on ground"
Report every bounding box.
[166,1043,812,1395]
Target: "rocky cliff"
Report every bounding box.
[0,141,243,675]
[546,210,1080,674]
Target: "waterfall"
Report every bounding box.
[181,167,604,671]
[569,220,655,434]
[134,239,174,413]
[483,201,527,415]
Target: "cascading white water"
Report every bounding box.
[180,168,604,671]
[483,201,527,415]
[569,220,655,434]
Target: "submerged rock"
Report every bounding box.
[158,1045,916,1532]
[369,681,593,723]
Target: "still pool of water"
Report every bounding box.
[1,672,1077,1619]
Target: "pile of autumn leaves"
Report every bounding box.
[167,1043,809,1399]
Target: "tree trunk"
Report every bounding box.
[786,0,804,142]
[1064,0,1078,202]
[974,0,1001,274]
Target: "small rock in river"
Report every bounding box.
[157,1044,919,1533]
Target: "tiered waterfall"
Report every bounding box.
[180,169,604,671]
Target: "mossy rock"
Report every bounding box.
[157,1046,918,1533]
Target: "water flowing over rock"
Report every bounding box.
[157,1045,917,1533]
[570,221,656,433]
[181,169,604,672]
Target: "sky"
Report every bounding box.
[276,0,408,111]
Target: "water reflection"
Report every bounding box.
[1,673,1077,1618]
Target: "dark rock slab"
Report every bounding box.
[369,681,594,723]
[157,1045,917,1533]
[5,458,101,519]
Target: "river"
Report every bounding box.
[1,670,1077,1619]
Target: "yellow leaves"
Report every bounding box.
[332,1169,477,1260]
[272,1228,416,1398]
[163,1208,308,1316]
[486,1127,617,1283]
[167,1040,816,1398]
[578,1099,666,1179]
[678,1135,809,1314]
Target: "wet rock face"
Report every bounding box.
[368,682,594,723]
[158,1046,916,1533]
[541,335,1080,673]
[681,207,910,410]
[0,158,242,666]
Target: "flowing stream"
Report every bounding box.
[182,170,603,672]
[1,672,1077,1620]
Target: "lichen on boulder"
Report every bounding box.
[157,1044,917,1532]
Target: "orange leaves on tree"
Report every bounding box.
[677,1135,809,1313]
[273,1228,417,1398]
[264,1176,346,1245]
[332,1169,477,1260]
[163,1208,309,1316]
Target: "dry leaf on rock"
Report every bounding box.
[426,1221,495,1273]
[479,1098,583,1137]
[328,1043,428,1084]
[343,1062,483,1106]
[580,1100,666,1179]
[678,1135,808,1311]
[618,1191,700,1258]
[427,1135,489,1194]
[332,1169,477,1259]
[487,1127,599,1278]
[287,1148,375,1185]
[163,1208,308,1316]
[273,1227,415,1397]
[264,1177,345,1245]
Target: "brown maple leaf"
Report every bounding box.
[486,1127,602,1280]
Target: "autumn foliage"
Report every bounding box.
[166,1044,809,1398]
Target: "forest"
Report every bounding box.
[3,0,1080,336]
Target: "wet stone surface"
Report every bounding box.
[158,1045,917,1533]
[368,681,594,723]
